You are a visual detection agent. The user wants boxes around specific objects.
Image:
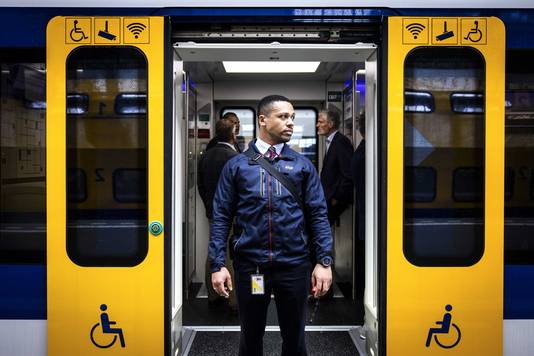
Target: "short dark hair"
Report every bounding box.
[215,118,236,142]
[257,95,291,117]
[222,111,239,124]
[320,109,341,129]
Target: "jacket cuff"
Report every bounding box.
[210,262,226,273]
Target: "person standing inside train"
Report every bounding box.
[198,118,239,312]
[317,109,354,226]
[209,95,333,356]
[206,111,242,152]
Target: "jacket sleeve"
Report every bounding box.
[208,159,238,272]
[304,160,334,262]
[334,137,354,204]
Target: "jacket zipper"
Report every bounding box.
[268,174,273,262]
[260,168,265,197]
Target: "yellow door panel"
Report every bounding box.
[47,16,166,356]
[387,17,504,356]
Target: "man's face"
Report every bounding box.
[234,119,240,135]
[317,113,334,136]
[259,101,295,144]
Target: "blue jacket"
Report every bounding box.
[209,141,333,271]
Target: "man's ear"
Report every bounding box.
[258,115,266,127]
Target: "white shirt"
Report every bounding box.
[217,141,237,151]
[325,130,338,153]
[255,137,284,157]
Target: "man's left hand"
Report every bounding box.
[311,264,332,297]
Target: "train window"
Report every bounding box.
[115,93,147,115]
[290,108,318,166]
[113,169,147,203]
[453,167,484,202]
[221,107,255,151]
[404,47,485,267]
[67,94,89,115]
[450,92,485,114]
[505,167,514,201]
[66,47,148,267]
[0,52,46,264]
[404,91,435,113]
[68,169,87,203]
[405,167,437,202]
[505,50,534,264]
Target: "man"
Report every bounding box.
[317,109,354,226]
[198,119,239,310]
[209,95,333,356]
[206,111,242,152]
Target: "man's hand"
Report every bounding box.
[311,264,332,297]
[211,267,233,298]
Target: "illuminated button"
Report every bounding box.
[149,221,163,236]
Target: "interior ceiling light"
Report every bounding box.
[223,61,320,73]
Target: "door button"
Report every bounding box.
[149,221,163,236]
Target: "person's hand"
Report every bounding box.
[311,264,332,297]
[211,267,233,298]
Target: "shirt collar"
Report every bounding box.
[326,130,338,143]
[255,137,284,156]
[217,142,236,151]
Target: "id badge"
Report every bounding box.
[251,274,265,295]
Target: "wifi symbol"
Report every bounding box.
[127,22,147,39]
[406,23,426,39]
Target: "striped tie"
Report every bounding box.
[265,146,277,162]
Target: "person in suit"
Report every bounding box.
[198,118,239,311]
[206,111,242,152]
[317,109,354,226]
[351,115,365,300]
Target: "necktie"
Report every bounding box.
[265,145,277,162]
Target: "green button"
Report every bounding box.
[149,221,163,236]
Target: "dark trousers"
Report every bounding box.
[234,262,311,356]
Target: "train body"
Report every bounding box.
[0,2,533,356]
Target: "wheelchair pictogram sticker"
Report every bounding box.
[426,304,462,349]
[90,304,126,349]
[65,18,91,44]
[461,18,486,45]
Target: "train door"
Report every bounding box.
[375,16,505,356]
[46,16,181,355]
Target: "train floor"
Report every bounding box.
[182,282,365,355]
[182,330,362,356]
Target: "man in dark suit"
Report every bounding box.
[317,109,354,226]
[206,111,242,153]
[198,118,239,310]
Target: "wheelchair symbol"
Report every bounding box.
[69,20,89,42]
[425,305,462,349]
[90,304,126,349]
[464,20,482,43]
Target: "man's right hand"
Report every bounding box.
[211,267,233,298]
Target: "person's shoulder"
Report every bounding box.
[335,132,352,145]
[282,145,313,166]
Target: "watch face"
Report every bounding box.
[322,257,332,266]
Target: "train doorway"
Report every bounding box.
[173,42,379,354]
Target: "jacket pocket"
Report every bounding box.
[233,230,246,252]
[299,230,308,247]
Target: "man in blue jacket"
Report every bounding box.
[209,95,333,356]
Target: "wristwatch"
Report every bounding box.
[320,256,333,268]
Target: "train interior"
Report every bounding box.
[173,43,377,343]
